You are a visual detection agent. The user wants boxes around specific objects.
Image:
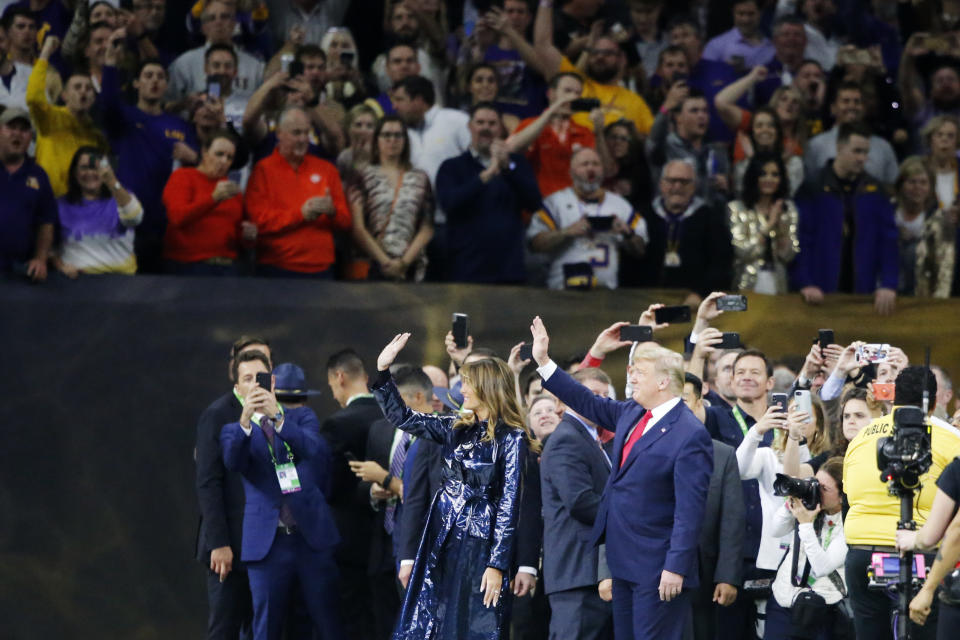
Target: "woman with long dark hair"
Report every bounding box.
[54,146,142,276]
[727,152,800,294]
[347,115,434,281]
[373,332,536,639]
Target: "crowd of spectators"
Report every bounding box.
[2,0,960,309]
[199,292,960,640]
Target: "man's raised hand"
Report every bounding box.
[530,316,550,367]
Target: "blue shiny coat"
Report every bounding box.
[372,372,528,640]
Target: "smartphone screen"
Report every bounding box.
[619,325,653,342]
[452,313,469,348]
[255,372,272,391]
[587,215,615,232]
[716,295,747,312]
[654,306,692,324]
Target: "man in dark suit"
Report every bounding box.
[220,351,342,640]
[540,367,614,640]
[435,101,542,284]
[194,335,271,640]
[320,348,383,640]
[346,366,432,638]
[682,373,744,640]
[530,317,713,640]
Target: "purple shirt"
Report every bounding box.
[0,157,56,270]
[701,27,775,69]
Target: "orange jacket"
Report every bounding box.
[163,167,243,262]
[245,150,352,272]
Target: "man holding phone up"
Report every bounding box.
[528,147,646,290]
[220,350,343,640]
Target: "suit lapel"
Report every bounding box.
[615,404,681,478]
[567,416,610,469]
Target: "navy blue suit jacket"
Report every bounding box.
[543,368,713,590]
[221,408,340,562]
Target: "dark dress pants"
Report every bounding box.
[612,577,691,640]
[206,565,253,640]
[547,586,612,640]
[246,529,343,640]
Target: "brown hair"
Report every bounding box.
[455,358,541,453]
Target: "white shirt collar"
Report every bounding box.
[643,396,682,429]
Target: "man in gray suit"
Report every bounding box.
[540,367,615,640]
[683,373,745,640]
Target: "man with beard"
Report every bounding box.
[905,59,960,133]
[524,0,653,135]
[435,101,541,283]
[528,147,646,290]
[371,1,445,101]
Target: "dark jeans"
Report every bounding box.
[845,548,938,640]
[255,264,333,279]
[165,260,240,276]
[205,566,253,640]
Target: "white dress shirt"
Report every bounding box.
[407,105,471,224]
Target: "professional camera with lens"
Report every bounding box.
[773,473,821,510]
[877,406,932,490]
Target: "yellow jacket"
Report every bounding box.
[843,409,960,546]
[26,59,108,196]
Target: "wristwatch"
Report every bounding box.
[273,411,283,423]
[113,181,122,191]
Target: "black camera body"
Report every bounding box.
[877,406,932,490]
[773,473,821,510]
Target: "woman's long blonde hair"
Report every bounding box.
[454,357,541,453]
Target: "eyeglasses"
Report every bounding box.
[661,177,693,186]
[608,134,631,143]
[379,131,406,139]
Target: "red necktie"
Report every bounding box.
[619,411,652,468]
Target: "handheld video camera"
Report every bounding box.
[877,406,932,491]
[773,473,820,510]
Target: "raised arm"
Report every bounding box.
[372,333,453,443]
[532,0,563,80]
[714,66,766,131]
[530,315,630,429]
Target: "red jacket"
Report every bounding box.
[163,167,243,262]
[245,149,352,273]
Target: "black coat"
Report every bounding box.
[365,418,402,574]
[697,441,745,589]
[636,199,733,297]
[194,391,246,563]
[320,396,384,567]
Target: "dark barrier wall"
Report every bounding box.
[3,276,959,638]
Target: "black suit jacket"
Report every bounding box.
[320,396,384,567]
[365,418,401,574]
[514,448,543,572]
[397,438,443,563]
[194,391,246,563]
[698,441,745,588]
[539,414,611,593]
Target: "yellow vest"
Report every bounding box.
[843,409,960,545]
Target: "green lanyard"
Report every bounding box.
[822,521,836,549]
[234,388,291,466]
[732,406,750,437]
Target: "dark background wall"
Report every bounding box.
[3,276,958,639]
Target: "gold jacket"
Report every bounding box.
[728,200,800,293]
[915,209,956,298]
